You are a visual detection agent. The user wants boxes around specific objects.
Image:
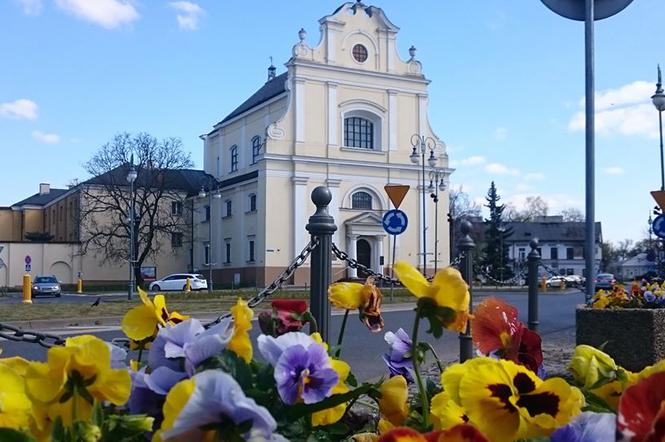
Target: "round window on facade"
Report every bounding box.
[352,44,368,63]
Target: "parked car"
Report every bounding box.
[546,276,567,288]
[32,275,62,297]
[149,273,208,292]
[564,274,585,287]
[594,273,616,290]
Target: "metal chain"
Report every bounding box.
[474,263,528,285]
[204,238,320,327]
[539,262,560,277]
[0,322,66,348]
[331,242,400,285]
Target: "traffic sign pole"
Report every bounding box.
[383,209,409,303]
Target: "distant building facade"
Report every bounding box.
[617,253,656,280]
[195,2,451,287]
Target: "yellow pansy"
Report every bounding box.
[378,375,409,430]
[430,390,467,431]
[393,261,470,332]
[121,287,188,341]
[25,335,131,425]
[328,277,384,332]
[227,298,253,363]
[449,358,583,442]
[568,344,619,389]
[0,364,32,430]
[312,358,351,426]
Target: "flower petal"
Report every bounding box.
[122,304,159,341]
[329,282,367,309]
[394,261,430,298]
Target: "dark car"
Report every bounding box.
[32,276,62,297]
[594,273,616,290]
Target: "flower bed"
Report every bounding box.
[2,263,665,441]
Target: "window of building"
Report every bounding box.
[351,191,373,210]
[252,136,262,164]
[204,205,210,222]
[248,238,255,263]
[204,243,210,265]
[171,201,183,216]
[224,239,231,264]
[344,117,374,149]
[566,247,574,260]
[216,156,220,176]
[518,248,526,261]
[171,232,183,248]
[352,44,368,63]
[550,247,558,260]
[537,247,542,257]
[225,200,232,217]
[248,194,257,212]
[230,145,238,172]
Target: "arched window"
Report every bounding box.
[352,191,373,210]
[230,145,238,172]
[344,117,374,149]
[251,136,262,164]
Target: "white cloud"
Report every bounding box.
[604,166,625,176]
[55,0,139,29]
[32,131,60,144]
[515,183,532,192]
[170,1,204,31]
[507,193,582,213]
[485,162,519,176]
[459,155,486,166]
[0,98,38,120]
[494,127,508,141]
[524,172,545,181]
[17,0,42,15]
[569,81,658,138]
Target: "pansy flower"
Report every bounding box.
[568,345,620,389]
[393,261,470,333]
[377,375,409,433]
[382,328,414,382]
[258,332,338,405]
[0,363,32,431]
[617,371,665,441]
[156,370,279,441]
[550,411,616,442]
[311,358,351,427]
[376,425,489,442]
[444,358,583,442]
[121,287,188,342]
[470,297,543,373]
[430,390,468,431]
[328,277,385,332]
[259,299,310,336]
[227,298,254,362]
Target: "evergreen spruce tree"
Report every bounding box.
[482,182,514,281]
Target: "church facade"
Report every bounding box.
[195,2,452,286]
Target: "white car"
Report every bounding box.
[545,276,567,288]
[149,273,208,292]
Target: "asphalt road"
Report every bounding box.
[0,290,585,380]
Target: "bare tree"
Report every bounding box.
[560,207,585,222]
[505,196,549,222]
[449,186,481,220]
[79,133,194,287]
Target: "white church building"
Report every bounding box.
[195,1,452,286]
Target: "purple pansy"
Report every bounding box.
[645,291,656,303]
[550,411,616,442]
[382,328,413,382]
[258,332,338,405]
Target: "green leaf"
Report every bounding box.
[91,401,104,427]
[0,429,36,442]
[416,298,456,338]
[581,390,615,413]
[346,372,358,388]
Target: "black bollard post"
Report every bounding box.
[528,238,541,331]
[306,187,337,342]
[458,220,476,362]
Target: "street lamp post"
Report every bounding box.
[652,65,665,191]
[428,167,448,273]
[410,134,436,276]
[199,184,221,293]
[126,159,138,300]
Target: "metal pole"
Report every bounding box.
[434,185,439,274]
[527,239,541,331]
[128,180,134,300]
[658,111,665,190]
[421,147,427,276]
[458,220,476,362]
[306,186,337,342]
[390,234,396,303]
[584,0,596,302]
[208,190,213,293]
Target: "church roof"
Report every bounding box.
[215,72,288,127]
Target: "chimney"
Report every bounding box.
[39,183,50,195]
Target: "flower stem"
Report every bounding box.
[425,343,444,373]
[411,311,429,429]
[335,310,350,358]
[137,344,144,363]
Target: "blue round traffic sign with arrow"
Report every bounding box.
[653,214,665,239]
[383,209,408,235]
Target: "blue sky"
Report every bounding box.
[0,0,661,244]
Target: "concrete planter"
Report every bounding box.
[576,306,665,371]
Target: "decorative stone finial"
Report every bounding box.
[311,186,332,208]
[658,64,663,94]
[529,238,539,250]
[298,28,306,42]
[460,220,472,235]
[267,56,276,81]
[408,45,417,61]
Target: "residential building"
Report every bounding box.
[196,2,451,286]
[617,253,656,280]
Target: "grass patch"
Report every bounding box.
[1,288,416,322]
